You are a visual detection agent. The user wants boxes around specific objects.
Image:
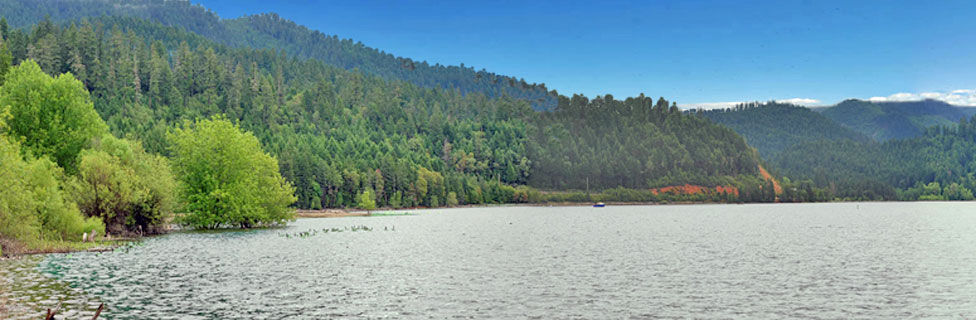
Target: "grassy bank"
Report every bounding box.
[0,237,125,257]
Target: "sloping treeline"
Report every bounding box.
[0,16,771,209]
[529,94,761,190]
[0,0,559,110]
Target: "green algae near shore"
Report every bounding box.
[0,255,103,319]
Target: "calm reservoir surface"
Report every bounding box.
[6,202,976,319]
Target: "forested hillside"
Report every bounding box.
[772,117,976,201]
[1,16,538,209]
[530,94,760,190]
[0,15,771,210]
[0,0,558,110]
[817,99,967,140]
[696,100,976,201]
[700,102,868,157]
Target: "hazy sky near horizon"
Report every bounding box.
[194,0,976,108]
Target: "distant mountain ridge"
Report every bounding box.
[708,98,972,150]
[700,102,868,157]
[816,99,967,140]
[699,98,976,166]
[0,0,558,110]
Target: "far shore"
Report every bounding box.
[293,200,750,218]
[293,199,961,219]
[295,209,371,218]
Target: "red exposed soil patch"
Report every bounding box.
[648,166,782,198]
[650,184,739,196]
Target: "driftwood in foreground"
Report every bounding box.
[43,302,104,320]
[92,303,104,320]
[44,302,60,320]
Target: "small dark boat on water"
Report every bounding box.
[593,202,605,208]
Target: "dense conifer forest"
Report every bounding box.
[0,0,559,110]
[531,94,760,190]
[0,13,772,215]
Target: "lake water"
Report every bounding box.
[3,202,976,319]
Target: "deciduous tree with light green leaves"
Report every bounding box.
[72,134,176,234]
[169,116,296,229]
[0,59,107,173]
[356,189,376,213]
[0,110,103,244]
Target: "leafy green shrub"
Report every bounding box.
[356,189,377,212]
[0,60,107,174]
[0,134,102,242]
[169,116,296,229]
[72,135,176,234]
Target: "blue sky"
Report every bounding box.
[195,0,976,108]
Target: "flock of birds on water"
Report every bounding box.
[65,224,399,259]
[280,225,395,238]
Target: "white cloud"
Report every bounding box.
[678,101,743,110]
[775,98,821,105]
[891,92,916,100]
[864,89,976,106]
[678,97,821,110]
[679,89,976,110]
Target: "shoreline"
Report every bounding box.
[293,201,760,218]
[0,238,131,258]
[294,209,371,218]
[293,199,966,219]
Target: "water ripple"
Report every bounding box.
[2,202,975,318]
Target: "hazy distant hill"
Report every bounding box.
[957,106,976,117]
[0,0,558,110]
[816,99,967,140]
[700,102,869,157]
